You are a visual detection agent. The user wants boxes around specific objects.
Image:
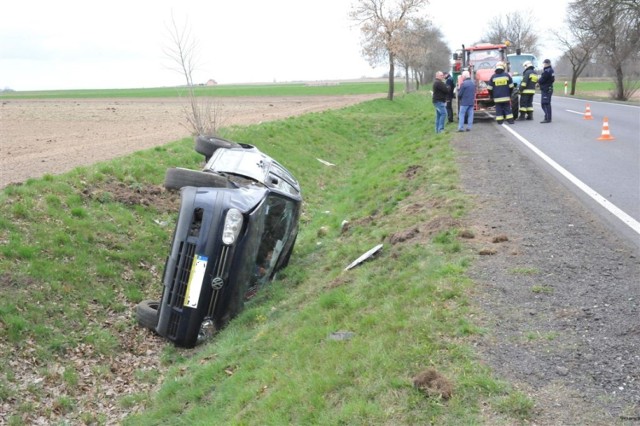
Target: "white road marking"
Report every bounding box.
[566,110,585,115]
[502,125,640,236]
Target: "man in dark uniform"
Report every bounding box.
[518,60,538,120]
[444,71,455,123]
[487,62,515,125]
[538,59,555,123]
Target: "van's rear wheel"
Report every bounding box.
[164,168,229,190]
[195,136,240,161]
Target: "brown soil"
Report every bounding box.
[0,95,384,188]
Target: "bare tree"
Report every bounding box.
[568,0,640,100]
[164,14,223,135]
[482,10,540,55]
[420,33,450,85]
[395,19,424,92]
[396,18,433,90]
[553,5,600,96]
[350,0,428,100]
[392,17,449,90]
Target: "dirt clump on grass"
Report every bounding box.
[412,367,454,400]
[82,180,181,213]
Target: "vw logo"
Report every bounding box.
[211,277,224,290]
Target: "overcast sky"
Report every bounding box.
[0,0,570,91]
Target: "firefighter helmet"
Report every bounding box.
[523,61,533,69]
[495,62,505,70]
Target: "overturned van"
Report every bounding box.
[136,136,301,348]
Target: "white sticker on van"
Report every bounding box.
[184,254,208,308]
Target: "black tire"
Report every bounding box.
[164,168,229,190]
[136,300,159,330]
[511,91,520,120]
[194,135,240,161]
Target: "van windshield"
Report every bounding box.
[509,55,538,71]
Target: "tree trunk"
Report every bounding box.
[570,72,578,96]
[614,65,625,100]
[387,52,395,101]
[404,65,410,92]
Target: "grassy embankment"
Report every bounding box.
[1,83,536,424]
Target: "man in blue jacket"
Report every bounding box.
[538,59,555,123]
[457,70,476,132]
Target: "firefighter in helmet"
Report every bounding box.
[518,61,538,120]
[487,61,515,124]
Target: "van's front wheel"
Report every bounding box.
[136,300,160,330]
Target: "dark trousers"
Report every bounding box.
[495,102,514,123]
[541,90,553,121]
[520,93,534,117]
[446,99,453,122]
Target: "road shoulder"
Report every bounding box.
[453,123,640,423]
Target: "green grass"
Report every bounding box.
[510,267,539,275]
[0,92,532,424]
[0,80,399,99]
[569,80,617,91]
[559,78,640,102]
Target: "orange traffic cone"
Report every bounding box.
[584,103,594,120]
[597,117,615,141]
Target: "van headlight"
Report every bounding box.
[222,208,243,245]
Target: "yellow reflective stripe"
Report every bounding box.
[493,77,509,86]
[494,97,510,102]
[522,89,535,94]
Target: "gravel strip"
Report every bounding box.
[453,121,640,424]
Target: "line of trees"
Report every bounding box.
[350,0,639,101]
[349,0,449,100]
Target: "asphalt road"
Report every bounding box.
[455,103,640,424]
[496,96,640,248]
